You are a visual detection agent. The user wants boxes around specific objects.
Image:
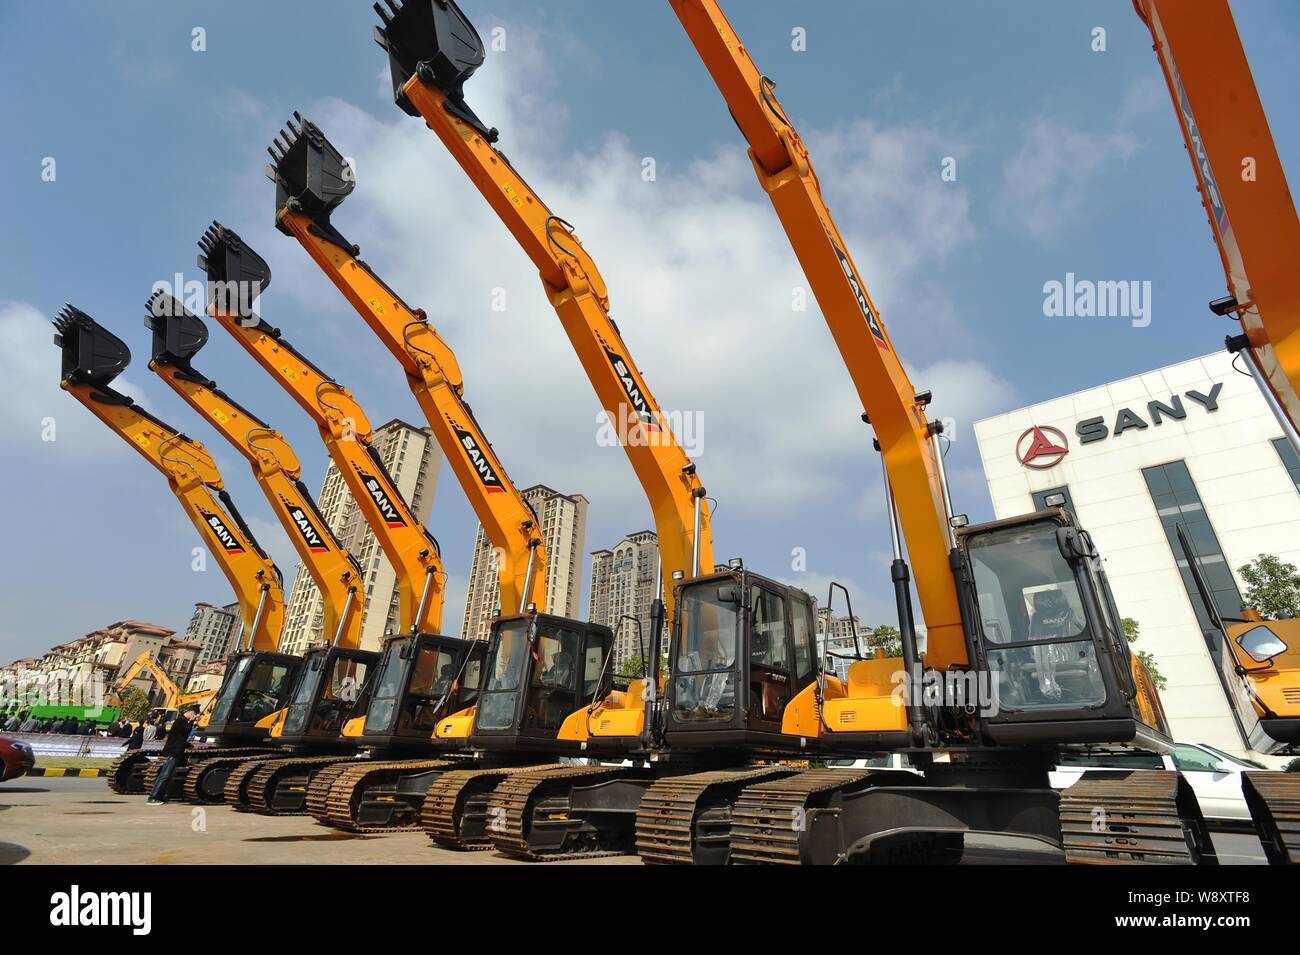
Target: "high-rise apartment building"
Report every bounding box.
[280,419,441,655]
[182,601,241,664]
[460,485,588,642]
[588,530,661,671]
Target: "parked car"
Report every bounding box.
[1050,741,1276,825]
[0,736,35,782]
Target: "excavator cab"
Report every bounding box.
[471,612,616,754]
[663,569,821,752]
[204,650,302,743]
[359,633,485,750]
[276,645,378,749]
[955,507,1171,751]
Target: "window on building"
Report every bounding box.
[1273,438,1300,493]
[1032,485,1075,517]
[1141,460,1244,635]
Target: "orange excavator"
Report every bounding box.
[375,0,839,862]
[107,649,215,727]
[263,112,618,840]
[665,0,1300,865]
[193,221,486,829]
[53,306,296,797]
[145,291,379,813]
[1133,0,1300,863]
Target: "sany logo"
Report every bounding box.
[282,498,328,553]
[602,343,661,432]
[1016,426,1069,470]
[1173,67,1226,232]
[357,470,406,527]
[50,885,152,935]
[830,237,888,350]
[199,510,245,553]
[452,424,504,493]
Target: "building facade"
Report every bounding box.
[280,420,441,655]
[974,350,1300,757]
[460,485,588,642]
[589,530,662,670]
[183,601,240,664]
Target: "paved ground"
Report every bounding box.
[0,777,1268,865]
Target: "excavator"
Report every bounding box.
[667,0,1300,865]
[374,0,839,862]
[144,291,379,813]
[193,221,486,828]
[263,112,617,842]
[1133,0,1300,863]
[107,649,216,728]
[52,306,297,797]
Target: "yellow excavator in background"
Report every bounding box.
[1133,0,1300,863]
[52,306,297,797]
[668,0,1300,864]
[145,291,379,814]
[376,0,840,862]
[263,113,619,843]
[193,221,486,829]
[107,649,215,727]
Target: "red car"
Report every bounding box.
[0,736,35,782]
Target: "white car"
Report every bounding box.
[1050,741,1277,824]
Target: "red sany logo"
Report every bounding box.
[1016,425,1069,469]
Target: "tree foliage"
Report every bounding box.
[864,625,903,658]
[120,687,150,724]
[1239,554,1300,620]
[1123,617,1167,691]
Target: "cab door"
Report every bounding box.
[747,586,792,731]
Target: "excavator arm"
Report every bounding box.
[265,114,547,615]
[145,291,365,649]
[53,306,285,652]
[1134,0,1300,442]
[196,222,446,637]
[670,0,963,667]
[110,650,184,709]
[374,0,712,627]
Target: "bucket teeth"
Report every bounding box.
[267,113,354,228]
[52,304,131,387]
[144,290,208,366]
[195,220,272,311]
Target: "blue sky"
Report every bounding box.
[2,1,1298,662]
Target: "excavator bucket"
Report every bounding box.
[267,112,354,238]
[145,290,209,369]
[373,0,485,116]
[197,221,272,320]
[52,304,131,388]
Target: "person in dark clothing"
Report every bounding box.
[125,723,145,751]
[147,705,199,804]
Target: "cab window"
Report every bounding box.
[751,589,788,671]
[791,599,814,680]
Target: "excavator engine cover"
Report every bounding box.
[54,305,130,388]
[268,112,355,233]
[374,0,485,115]
[145,291,209,368]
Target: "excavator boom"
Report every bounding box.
[145,291,365,649]
[196,222,446,638]
[375,0,712,627]
[53,306,285,651]
[1134,0,1300,440]
[266,113,546,614]
[669,0,963,667]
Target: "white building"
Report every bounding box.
[183,601,240,664]
[590,530,662,670]
[974,350,1300,758]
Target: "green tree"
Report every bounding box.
[619,655,647,680]
[1238,554,1300,620]
[1123,617,1167,691]
[119,687,150,723]
[864,625,902,658]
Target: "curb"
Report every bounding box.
[26,767,109,778]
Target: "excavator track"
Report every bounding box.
[730,768,872,865]
[138,747,271,800]
[181,751,285,804]
[1243,771,1300,865]
[488,764,644,861]
[248,756,357,815]
[635,765,801,865]
[106,752,154,794]
[421,765,546,850]
[305,761,354,823]
[317,759,453,832]
[1060,770,1216,865]
[223,756,284,810]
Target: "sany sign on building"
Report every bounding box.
[1013,382,1223,469]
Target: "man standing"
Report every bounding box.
[146,704,199,805]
